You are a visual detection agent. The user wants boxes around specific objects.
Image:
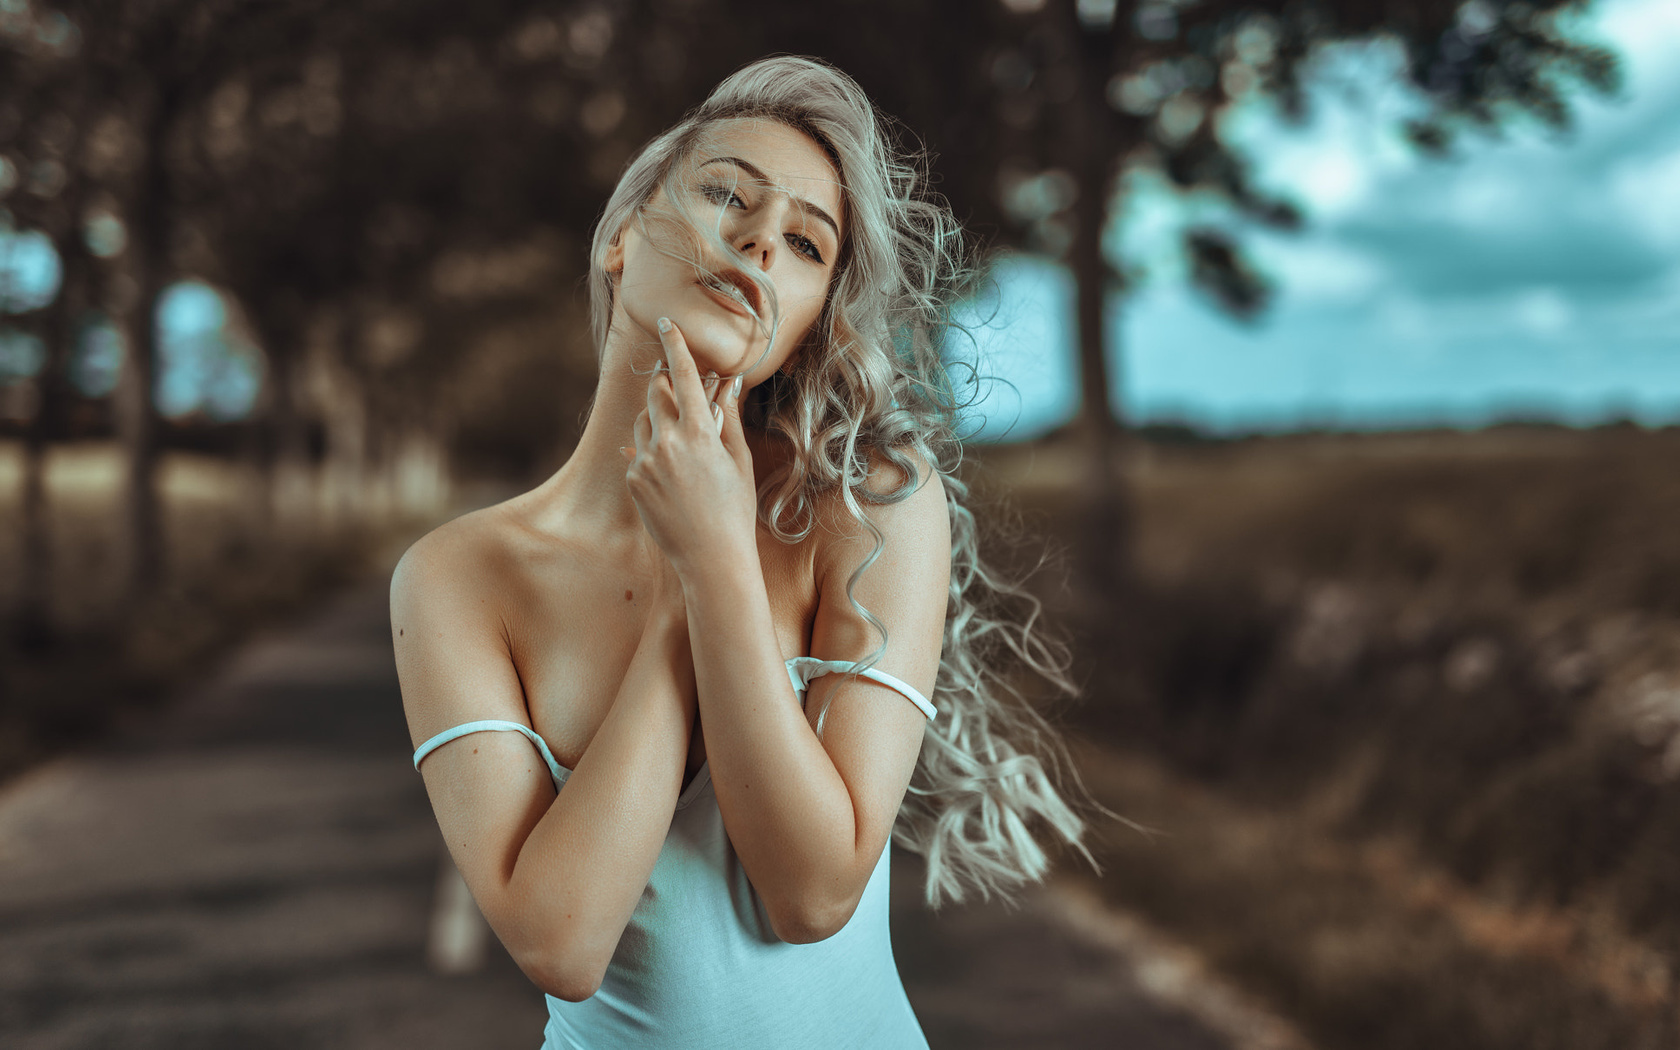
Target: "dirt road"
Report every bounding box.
[0,583,1269,1049]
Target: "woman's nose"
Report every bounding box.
[735,235,773,269]
[734,216,777,270]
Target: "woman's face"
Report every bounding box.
[606,117,845,384]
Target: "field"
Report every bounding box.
[0,441,417,780]
[968,425,1680,1050]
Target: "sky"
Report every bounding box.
[955,0,1680,441]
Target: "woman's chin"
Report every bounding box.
[621,299,779,380]
[664,318,762,376]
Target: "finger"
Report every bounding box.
[633,405,653,454]
[645,359,676,433]
[719,373,749,461]
[655,318,709,421]
[710,368,738,404]
[703,372,721,436]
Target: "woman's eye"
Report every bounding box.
[788,233,824,263]
[699,184,745,208]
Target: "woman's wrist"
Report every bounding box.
[675,540,760,604]
[632,598,696,719]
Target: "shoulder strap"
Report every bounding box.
[412,719,570,787]
[784,656,938,721]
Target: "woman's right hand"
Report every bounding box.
[624,367,724,625]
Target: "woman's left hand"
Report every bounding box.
[623,318,758,584]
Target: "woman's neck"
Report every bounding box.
[537,330,660,535]
[515,321,782,544]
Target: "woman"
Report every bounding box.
[394,55,1093,1048]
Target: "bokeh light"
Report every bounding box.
[155,281,265,421]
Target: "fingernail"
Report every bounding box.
[731,375,743,400]
[656,317,671,334]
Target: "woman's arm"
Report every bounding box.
[684,462,949,943]
[392,519,694,1000]
[625,320,948,943]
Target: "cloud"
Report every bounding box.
[1595,0,1680,81]
[1511,287,1575,337]
[1222,0,1680,306]
[1613,145,1680,249]
[1335,213,1672,299]
[1251,230,1387,304]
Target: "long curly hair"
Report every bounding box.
[587,55,1098,907]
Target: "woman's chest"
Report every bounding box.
[507,533,821,770]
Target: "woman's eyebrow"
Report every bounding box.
[699,155,841,242]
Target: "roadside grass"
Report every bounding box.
[0,441,430,784]
[964,427,1680,1050]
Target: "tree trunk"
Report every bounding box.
[16,99,93,648]
[117,87,176,606]
[309,311,370,533]
[1061,2,1134,628]
[1069,143,1131,605]
[15,241,86,649]
[268,348,316,539]
[248,299,316,542]
[391,392,451,521]
[17,381,53,646]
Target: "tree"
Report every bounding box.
[37,0,338,603]
[184,1,636,516]
[1,0,97,646]
[967,0,1620,616]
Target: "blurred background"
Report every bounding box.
[2,0,1677,1047]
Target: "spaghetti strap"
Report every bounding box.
[413,658,931,791]
[784,656,938,721]
[412,719,571,787]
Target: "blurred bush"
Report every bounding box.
[977,425,1680,1049]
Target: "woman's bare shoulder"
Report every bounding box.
[813,445,947,535]
[391,503,525,612]
[809,445,949,593]
[390,502,547,739]
[391,492,600,645]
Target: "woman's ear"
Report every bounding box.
[602,235,625,276]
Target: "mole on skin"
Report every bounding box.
[625,590,634,601]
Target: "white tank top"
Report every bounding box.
[412,657,937,1050]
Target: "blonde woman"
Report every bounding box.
[394,55,1092,1049]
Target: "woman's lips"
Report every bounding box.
[697,268,762,318]
[697,277,754,318]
